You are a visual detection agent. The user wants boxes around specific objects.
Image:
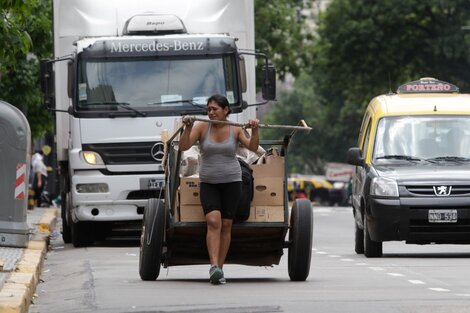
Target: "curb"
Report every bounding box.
[0,208,58,313]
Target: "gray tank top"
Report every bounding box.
[199,123,241,183]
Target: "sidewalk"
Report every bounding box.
[0,207,58,313]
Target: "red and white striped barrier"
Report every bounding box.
[15,163,27,200]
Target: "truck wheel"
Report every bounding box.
[61,192,72,244]
[288,198,313,281]
[364,216,382,257]
[139,198,165,281]
[70,207,94,247]
[354,222,364,254]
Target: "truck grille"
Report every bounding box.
[83,142,164,165]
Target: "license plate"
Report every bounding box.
[428,209,457,223]
[140,178,164,190]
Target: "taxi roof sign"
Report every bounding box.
[397,77,459,94]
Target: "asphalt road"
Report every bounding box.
[29,205,470,313]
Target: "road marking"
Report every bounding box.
[316,251,327,254]
[369,267,384,271]
[355,262,368,266]
[456,294,470,297]
[328,255,340,258]
[408,280,426,285]
[387,273,404,277]
[429,288,450,292]
[341,258,354,262]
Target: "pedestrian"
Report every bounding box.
[179,94,259,284]
[32,151,48,208]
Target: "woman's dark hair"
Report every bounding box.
[207,94,231,114]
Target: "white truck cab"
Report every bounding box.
[40,0,276,247]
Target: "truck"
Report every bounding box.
[40,0,275,247]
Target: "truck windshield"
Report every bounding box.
[76,55,239,111]
[373,116,470,161]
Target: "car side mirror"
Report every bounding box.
[346,147,364,166]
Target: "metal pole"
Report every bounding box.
[190,117,312,132]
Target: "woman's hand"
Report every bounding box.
[248,118,259,130]
[182,116,195,127]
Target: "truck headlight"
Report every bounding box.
[81,151,104,165]
[370,177,398,197]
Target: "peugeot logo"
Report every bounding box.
[433,186,452,196]
[150,142,165,162]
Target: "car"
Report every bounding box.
[347,77,470,257]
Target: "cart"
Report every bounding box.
[139,120,313,281]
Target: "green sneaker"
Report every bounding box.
[209,265,223,285]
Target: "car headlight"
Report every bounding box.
[81,151,104,165]
[370,177,398,197]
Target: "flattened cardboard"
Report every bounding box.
[179,176,201,205]
[251,157,284,179]
[246,206,284,222]
[179,204,205,222]
[252,177,284,206]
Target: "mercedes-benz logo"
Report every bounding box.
[150,142,165,162]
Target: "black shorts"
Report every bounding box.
[200,181,242,219]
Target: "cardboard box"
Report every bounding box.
[179,204,205,222]
[252,177,284,206]
[179,176,201,205]
[251,157,284,179]
[246,206,285,222]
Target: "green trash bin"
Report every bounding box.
[0,100,31,247]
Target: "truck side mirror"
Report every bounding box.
[346,147,364,167]
[262,64,276,100]
[239,56,247,93]
[67,61,74,99]
[40,60,55,109]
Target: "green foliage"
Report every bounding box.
[264,0,470,173]
[254,0,314,80]
[0,0,53,139]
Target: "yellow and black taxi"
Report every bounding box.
[347,77,470,257]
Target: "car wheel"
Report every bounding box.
[288,199,313,281]
[354,222,364,254]
[364,216,382,257]
[139,198,166,281]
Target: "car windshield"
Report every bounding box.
[373,115,470,162]
[76,55,238,111]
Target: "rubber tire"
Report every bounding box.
[364,216,382,257]
[70,206,94,248]
[61,192,72,244]
[139,198,165,281]
[288,198,313,281]
[354,222,364,254]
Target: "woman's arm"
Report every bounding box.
[178,120,202,151]
[238,119,259,152]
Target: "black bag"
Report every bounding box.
[235,158,254,222]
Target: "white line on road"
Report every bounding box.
[341,258,354,262]
[369,267,385,271]
[408,280,426,285]
[387,273,405,277]
[429,288,450,292]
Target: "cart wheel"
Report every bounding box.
[288,198,313,281]
[354,221,364,254]
[139,198,165,281]
[364,215,382,257]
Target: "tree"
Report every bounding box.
[254,0,314,81]
[0,0,53,139]
[265,0,470,173]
